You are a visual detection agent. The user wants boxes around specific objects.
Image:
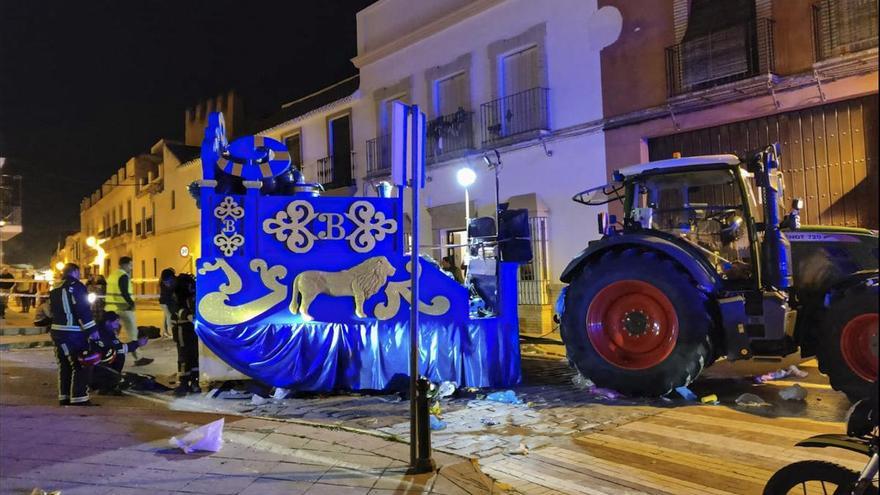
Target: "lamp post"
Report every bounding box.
[456,167,476,231]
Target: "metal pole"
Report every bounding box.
[464,187,470,231]
[408,105,435,474]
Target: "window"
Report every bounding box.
[326,114,352,187]
[140,260,146,295]
[434,72,468,116]
[171,190,176,210]
[500,46,539,97]
[153,258,157,277]
[284,133,302,168]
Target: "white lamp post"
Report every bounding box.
[456,167,476,229]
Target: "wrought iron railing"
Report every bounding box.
[316,156,334,185]
[665,18,775,96]
[480,87,550,146]
[813,0,878,61]
[517,216,550,305]
[366,135,392,176]
[427,110,474,161]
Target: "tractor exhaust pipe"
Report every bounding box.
[756,144,793,290]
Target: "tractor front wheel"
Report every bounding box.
[561,249,715,396]
[817,282,879,402]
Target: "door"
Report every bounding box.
[328,114,352,188]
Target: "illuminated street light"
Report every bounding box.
[456,167,476,230]
[85,236,107,267]
[54,261,65,271]
[87,293,97,304]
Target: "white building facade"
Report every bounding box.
[348,0,620,332]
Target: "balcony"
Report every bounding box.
[813,0,878,61]
[0,174,22,242]
[366,135,392,177]
[315,156,354,190]
[427,110,474,163]
[665,18,775,97]
[480,87,550,146]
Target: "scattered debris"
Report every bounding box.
[509,442,530,455]
[486,390,523,404]
[588,386,623,400]
[429,415,446,431]
[754,364,808,384]
[429,402,442,417]
[786,365,809,378]
[436,381,457,399]
[700,394,719,404]
[754,368,790,384]
[170,418,225,454]
[779,384,807,401]
[212,390,251,400]
[481,418,500,426]
[572,374,594,389]
[735,393,771,407]
[378,395,402,403]
[675,386,698,401]
[272,387,290,400]
[250,394,269,406]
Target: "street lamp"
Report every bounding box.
[54,261,65,271]
[456,167,476,229]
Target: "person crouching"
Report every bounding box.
[172,274,200,396]
[89,311,149,395]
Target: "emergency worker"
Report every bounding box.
[89,311,149,395]
[172,274,200,396]
[49,263,97,406]
[106,257,152,366]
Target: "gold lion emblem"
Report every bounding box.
[290,256,397,321]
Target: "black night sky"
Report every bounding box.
[0,0,375,266]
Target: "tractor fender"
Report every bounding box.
[823,270,880,308]
[559,234,720,294]
[822,269,879,308]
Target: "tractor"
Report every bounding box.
[559,145,878,401]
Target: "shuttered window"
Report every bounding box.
[501,45,539,97]
[435,72,468,116]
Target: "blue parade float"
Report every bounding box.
[193,112,521,391]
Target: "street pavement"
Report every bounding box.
[0,330,864,494]
[0,347,504,494]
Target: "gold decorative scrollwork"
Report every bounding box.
[345,201,398,253]
[197,258,288,326]
[214,196,244,220]
[262,200,318,253]
[213,232,244,257]
[374,261,450,321]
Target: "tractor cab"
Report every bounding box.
[574,149,790,294]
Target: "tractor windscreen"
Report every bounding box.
[632,168,754,281]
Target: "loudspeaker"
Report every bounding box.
[498,209,532,263]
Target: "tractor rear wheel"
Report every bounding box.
[817,283,879,402]
[561,249,715,396]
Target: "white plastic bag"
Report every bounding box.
[170,418,225,454]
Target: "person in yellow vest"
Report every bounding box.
[106,257,152,366]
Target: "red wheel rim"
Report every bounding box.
[840,313,879,382]
[586,280,679,370]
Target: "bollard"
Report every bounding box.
[409,376,436,473]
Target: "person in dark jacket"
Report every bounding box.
[158,268,176,339]
[49,263,98,406]
[89,311,149,395]
[172,273,200,396]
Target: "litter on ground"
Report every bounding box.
[779,384,807,401]
[700,394,719,404]
[735,393,771,407]
[250,394,269,406]
[429,415,447,431]
[675,386,698,401]
[754,364,809,384]
[170,418,225,454]
[486,390,523,404]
